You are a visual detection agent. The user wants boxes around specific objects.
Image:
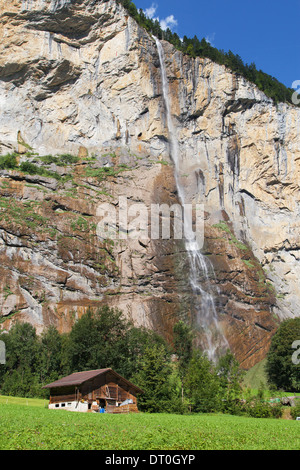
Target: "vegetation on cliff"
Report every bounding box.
[117,0,297,106]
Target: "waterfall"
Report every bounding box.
[155,38,229,362]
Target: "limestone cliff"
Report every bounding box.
[0,0,299,368]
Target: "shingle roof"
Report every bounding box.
[43,369,111,388]
[42,368,143,393]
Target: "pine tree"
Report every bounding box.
[173,321,193,403]
[132,344,177,413]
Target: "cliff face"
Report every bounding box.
[0,0,299,368]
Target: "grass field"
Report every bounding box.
[0,396,299,450]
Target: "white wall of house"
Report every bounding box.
[49,401,89,412]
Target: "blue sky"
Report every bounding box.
[134,0,300,88]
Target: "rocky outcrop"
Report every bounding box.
[0,0,299,368]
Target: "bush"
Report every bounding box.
[58,154,79,165]
[39,155,59,165]
[237,395,283,419]
[247,401,273,419]
[40,154,79,167]
[290,403,300,420]
[19,161,61,180]
[270,403,284,419]
[0,153,18,170]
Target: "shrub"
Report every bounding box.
[19,161,61,180]
[270,403,284,419]
[0,153,18,170]
[247,401,273,419]
[39,155,59,165]
[290,403,300,420]
[58,154,79,165]
[39,154,79,167]
[238,396,283,419]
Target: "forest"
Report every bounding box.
[0,307,299,418]
[117,0,297,106]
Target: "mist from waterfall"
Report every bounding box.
[155,38,229,362]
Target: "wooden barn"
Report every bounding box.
[43,368,143,413]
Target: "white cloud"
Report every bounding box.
[145,3,158,19]
[144,3,178,31]
[205,33,216,46]
[160,15,178,31]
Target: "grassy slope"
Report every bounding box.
[0,396,299,450]
[243,359,269,391]
[243,361,300,398]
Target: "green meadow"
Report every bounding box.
[0,396,299,450]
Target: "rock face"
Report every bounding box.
[0,0,299,368]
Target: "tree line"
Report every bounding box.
[116,0,297,106]
[1,306,299,417]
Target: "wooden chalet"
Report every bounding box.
[43,368,143,413]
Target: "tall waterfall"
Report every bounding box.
[155,38,229,362]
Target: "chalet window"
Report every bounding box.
[61,403,65,407]
[55,404,59,408]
